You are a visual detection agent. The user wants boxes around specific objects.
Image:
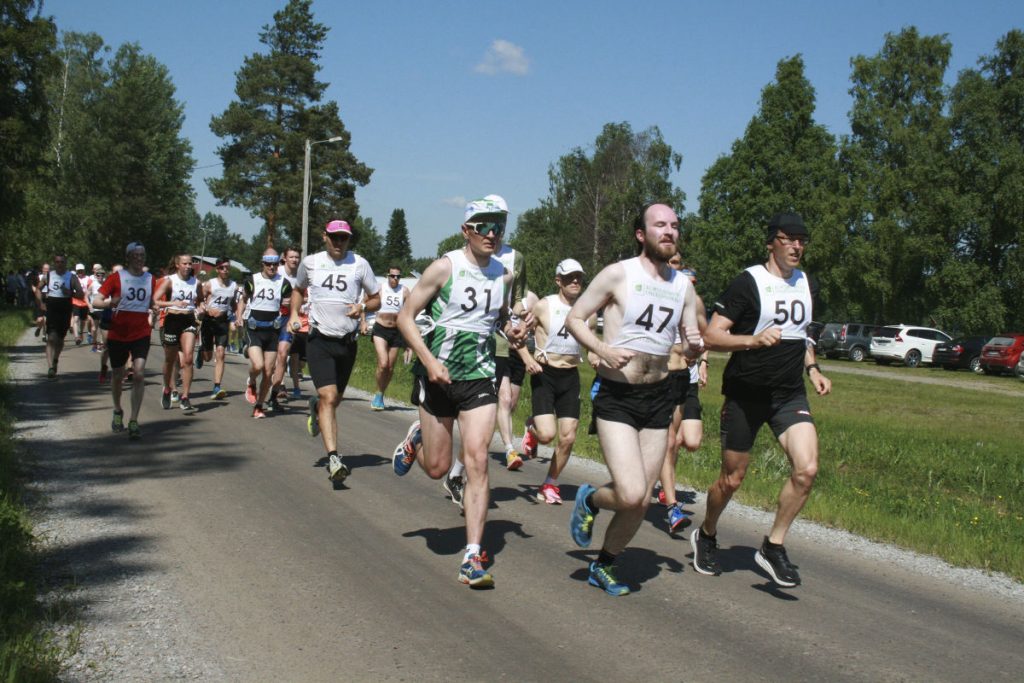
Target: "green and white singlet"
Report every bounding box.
[414,249,506,381]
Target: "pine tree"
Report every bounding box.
[383,209,412,270]
[208,0,371,248]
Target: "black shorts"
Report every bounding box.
[306,328,358,390]
[202,315,231,349]
[73,305,89,320]
[89,310,102,323]
[44,298,73,337]
[161,312,197,346]
[108,336,151,368]
[530,365,581,420]
[411,374,497,418]
[290,332,308,359]
[372,322,405,348]
[682,381,702,421]
[592,375,675,431]
[719,391,814,452]
[496,353,526,387]
[246,327,280,352]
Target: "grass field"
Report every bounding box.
[0,309,65,681]
[346,337,1024,582]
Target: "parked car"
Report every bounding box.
[979,334,1024,376]
[870,324,951,367]
[933,335,992,373]
[818,322,877,362]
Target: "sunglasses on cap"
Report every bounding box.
[262,255,281,264]
[465,221,505,237]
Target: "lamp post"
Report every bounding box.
[301,136,344,258]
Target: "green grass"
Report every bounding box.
[0,308,65,682]
[349,339,1024,582]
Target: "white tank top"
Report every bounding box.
[610,257,690,356]
[378,283,405,315]
[433,249,505,334]
[166,273,198,313]
[117,271,153,313]
[746,265,812,341]
[46,271,73,299]
[208,279,238,313]
[248,272,285,314]
[540,294,580,357]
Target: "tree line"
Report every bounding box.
[3,0,1020,332]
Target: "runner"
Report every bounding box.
[564,202,703,596]
[364,265,408,410]
[691,212,830,588]
[30,262,49,341]
[199,256,240,400]
[92,242,155,440]
[656,258,708,534]
[491,229,529,471]
[40,254,85,379]
[288,220,379,482]
[240,249,292,419]
[270,245,303,402]
[518,259,594,505]
[71,263,92,345]
[154,253,200,414]
[392,195,526,589]
[87,267,111,383]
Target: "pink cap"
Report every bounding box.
[325,220,352,234]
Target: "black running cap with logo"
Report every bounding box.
[767,212,808,240]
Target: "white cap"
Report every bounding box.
[92,263,102,271]
[464,194,509,222]
[75,263,85,271]
[556,258,585,275]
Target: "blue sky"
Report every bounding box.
[45,0,1024,257]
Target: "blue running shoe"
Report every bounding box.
[392,420,421,476]
[570,483,597,547]
[666,503,691,533]
[291,387,301,400]
[588,561,630,596]
[371,392,385,410]
[458,552,494,588]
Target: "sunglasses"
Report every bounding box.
[560,273,585,283]
[388,274,400,279]
[466,221,505,237]
[326,232,350,241]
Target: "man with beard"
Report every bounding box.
[564,203,704,596]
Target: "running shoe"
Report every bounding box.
[41,332,47,342]
[505,448,523,471]
[99,366,109,384]
[290,387,301,400]
[267,396,280,413]
[442,474,465,510]
[170,391,180,407]
[307,396,320,437]
[47,366,57,380]
[569,483,596,547]
[180,396,195,414]
[754,536,801,587]
[91,345,98,353]
[212,385,227,400]
[370,392,385,411]
[392,420,421,476]
[521,418,538,459]
[111,409,125,433]
[252,405,266,419]
[536,483,562,505]
[127,420,141,440]
[161,389,171,410]
[245,381,256,405]
[75,336,82,346]
[86,332,93,345]
[588,561,630,596]
[34,326,41,337]
[690,527,722,576]
[666,503,691,533]
[228,343,238,354]
[457,552,493,588]
[327,453,350,482]
[195,349,204,370]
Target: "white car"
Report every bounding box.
[870,324,952,368]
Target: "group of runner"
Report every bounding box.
[32,196,830,595]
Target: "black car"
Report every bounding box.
[933,335,992,373]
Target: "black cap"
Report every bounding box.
[767,212,808,241]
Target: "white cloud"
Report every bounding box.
[474,39,530,76]
[442,195,467,208]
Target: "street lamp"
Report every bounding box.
[301,136,344,258]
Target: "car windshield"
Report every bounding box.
[988,336,1014,346]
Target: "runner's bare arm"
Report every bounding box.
[565,263,633,369]
[397,257,452,385]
